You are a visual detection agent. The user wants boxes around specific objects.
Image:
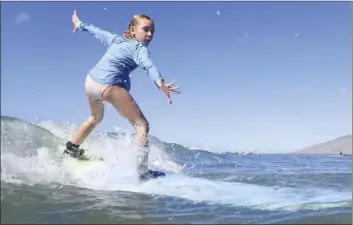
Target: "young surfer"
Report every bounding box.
[64,10,180,180]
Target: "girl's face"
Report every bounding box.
[131,19,155,45]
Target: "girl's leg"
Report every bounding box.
[64,97,104,158]
[102,85,150,174]
[71,97,105,145]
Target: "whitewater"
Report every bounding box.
[1,115,351,224]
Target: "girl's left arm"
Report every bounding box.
[78,22,119,46]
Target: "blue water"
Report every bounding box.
[1,116,351,224]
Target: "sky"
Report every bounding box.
[1,1,351,153]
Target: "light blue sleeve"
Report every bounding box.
[79,22,118,46]
[134,45,163,84]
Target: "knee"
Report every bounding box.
[135,119,149,136]
[134,120,149,147]
[88,115,103,126]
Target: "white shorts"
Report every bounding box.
[85,75,110,100]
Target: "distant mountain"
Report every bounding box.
[293,135,352,155]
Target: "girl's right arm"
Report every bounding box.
[134,44,180,104]
[78,22,118,46]
[134,44,163,87]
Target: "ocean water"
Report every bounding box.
[1,116,352,224]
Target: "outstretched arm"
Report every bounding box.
[134,45,180,104]
[78,22,118,46]
[72,10,118,46]
[134,45,163,87]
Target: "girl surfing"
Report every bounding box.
[64,10,180,180]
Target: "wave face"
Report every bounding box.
[1,116,351,224]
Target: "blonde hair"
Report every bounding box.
[124,14,154,39]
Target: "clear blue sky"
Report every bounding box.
[1,2,351,152]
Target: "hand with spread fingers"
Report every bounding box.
[156,79,180,104]
[72,10,82,33]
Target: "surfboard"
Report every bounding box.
[61,148,166,181]
[59,149,104,172]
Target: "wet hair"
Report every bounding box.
[124,14,154,39]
